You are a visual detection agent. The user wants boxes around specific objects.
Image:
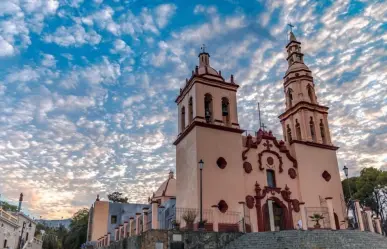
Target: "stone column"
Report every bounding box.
[354,200,364,231]
[119,225,123,240]
[107,233,111,246]
[268,200,275,231]
[114,227,118,241]
[151,201,159,229]
[374,218,382,234]
[325,197,336,230]
[135,213,141,235]
[299,202,308,230]
[123,221,128,238]
[238,201,246,233]
[129,217,134,237]
[211,205,219,232]
[364,208,375,233]
[104,235,107,246]
[143,208,149,232]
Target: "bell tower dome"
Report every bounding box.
[279,32,337,149]
[174,47,242,138]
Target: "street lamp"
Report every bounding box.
[342,165,357,229]
[343,165,352,198]
[198,159,204,230]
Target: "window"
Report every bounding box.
[320,119,326,144]
[111,215,117,224]
[204,94,213,123]
[287,124,292,143]
[307,85,314,103]
[181,106,186,131]
[287,89,293,108]
[221,97,230,125]
[218,200,228,213]
[188,97,193,123]
[4,239,7,248]
[25,233,29,242]
[267,170,276,188]
[295,119,301,140]
[309,117,316,142]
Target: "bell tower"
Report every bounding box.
[278,31,344,223]
[175,47,241,134]
[174,47,245,213]
[279,31,334,147]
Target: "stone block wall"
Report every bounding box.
[102,230,242,249]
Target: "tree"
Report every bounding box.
[342,167,387,234]
[63,208,89,249]
[0,201,18,212]
[42,233,60,249]
[107,192,128,203]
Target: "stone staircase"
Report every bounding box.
[222,230,387,249]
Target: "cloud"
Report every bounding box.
[110,39,132,54]
[0,37,15,56]
[44,24,102,47]
[155,4,177,28]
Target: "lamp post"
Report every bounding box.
[198,159,204,230]
[343,165,357,229]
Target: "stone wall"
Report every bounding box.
[103,230,242,249]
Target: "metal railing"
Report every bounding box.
[175,208,213,224]
[218,210,240,224]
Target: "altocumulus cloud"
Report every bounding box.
[0,0,386,219]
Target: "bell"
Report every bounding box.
[205,109,211,123]
[222,104,228,116]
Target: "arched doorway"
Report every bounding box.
[262,197,291,231]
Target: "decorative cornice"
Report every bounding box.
[278,101,329,120]
[175,76,239,104]
[290,140,339,151]
[283,68,312,80]
[283,73,313,86]
[286,40,301,48]
[173,120,244,145]
[242,129,298,168]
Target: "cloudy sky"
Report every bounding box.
[0,0,386,219]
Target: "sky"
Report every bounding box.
[0,0,386,219]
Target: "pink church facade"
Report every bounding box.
[173,32,346,232]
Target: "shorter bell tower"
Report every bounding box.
[174,47,245,213]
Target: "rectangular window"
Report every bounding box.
[4,239,7,248]
[267,170,276,188]
[111,215,117,224]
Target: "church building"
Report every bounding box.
[173,31,345,232]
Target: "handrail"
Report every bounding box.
[0,208,19,225]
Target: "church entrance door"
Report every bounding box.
[262,198,289,231]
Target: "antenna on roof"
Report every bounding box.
[258,102,266,131]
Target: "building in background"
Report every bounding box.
[86,171,177,244]
[36,219,71,230]
[1,194,42,249]
[0,207,19,249]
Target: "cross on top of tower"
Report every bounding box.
[201,44,206,53]
[288,23,294,32]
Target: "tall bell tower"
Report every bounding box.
[279,31,333,147]
[174,47,245,213]
[278,31,344,222]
